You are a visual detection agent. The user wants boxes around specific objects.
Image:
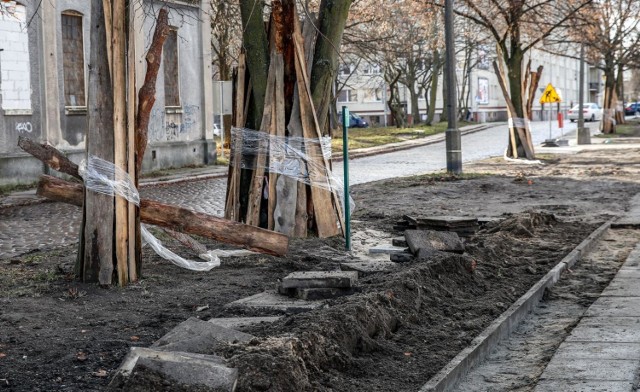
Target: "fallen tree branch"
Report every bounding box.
[37,175,289,257]
[18,136,82,180]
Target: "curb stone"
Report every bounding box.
[419,218,614,392]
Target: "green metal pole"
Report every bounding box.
[342,106,351,251]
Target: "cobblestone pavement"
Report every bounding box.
[0,178,228,260]
[0,121,599,260]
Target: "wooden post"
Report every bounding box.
[127,0,140,281]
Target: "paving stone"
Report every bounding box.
[614,269,640,278]
[207,316,281,329]
[553,342,640,360]
[108,347,237,392]
[404,230,464,256]
[390,252,414,263]
[566,317,640,343]
[294,287,356,300]
[152,317,253,354]
[601,277,640,297]
[534,380,634,392]
[340,260,397,275]
[368,245,407,254]
[281,271,358,289]
[585,297,640,317]
[540,357,639,381]
[224,291,324,313]
[392,237,408,247]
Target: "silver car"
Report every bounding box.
[567,103,602,122]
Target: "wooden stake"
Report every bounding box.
[127,0,139,281]
[225,53,246,221]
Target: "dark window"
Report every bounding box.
[163,28,180,107]
[61,12,85,107]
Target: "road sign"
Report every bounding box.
[539,83,562,104]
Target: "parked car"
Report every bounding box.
[339,112,369,128]
[567,103,602,122]
[624,102,640,116]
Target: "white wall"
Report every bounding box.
[0,2,31,112]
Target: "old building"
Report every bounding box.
[0,0,215,186]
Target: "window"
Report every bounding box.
[337,89,358,103]
[339,63,354,77]
[363,88,382,102]
[61,11,85,107]
[0,2,31,112]
[362,63,380,75]
[163,28,180,107]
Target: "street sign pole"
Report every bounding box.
[342,107,351,251]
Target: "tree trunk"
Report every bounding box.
[409,88,420,126]
[441,62,448,123]
[601,65,616,134]
[426,51,441,125]
[78,0,115,284]
[309,0,352,135]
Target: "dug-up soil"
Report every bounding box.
[1,147,640,391]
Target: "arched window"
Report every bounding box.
[61,10,85,107]
[0,1,31,112]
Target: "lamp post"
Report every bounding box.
[445,0,461,174]
[577,43,590,144]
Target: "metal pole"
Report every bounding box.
[577,43,590,144]
[445,0,461,174]
[342,106,351,251]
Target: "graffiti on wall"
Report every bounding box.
[148,104,201,142]
[15,121,33,133]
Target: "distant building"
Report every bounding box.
[0,0,215,186]
[336,47,603,126]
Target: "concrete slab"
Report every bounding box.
[566,317,640,343]
[281,271,358,289]
[405,229,464,255]
[152,317,253,353]
[585,297,640,317]
[601,277,640,297]
[108,347,237,392]
[612,194,640,228]
[224,291,324,313]
[294,287,355,300]
[540,357,639,381]
[207,316,281,329]
[618,243,640,269]
[340,260,397,275]
[390,252,414,263]
[368,245,407,254]
[613,269,640,278]
[392,237,408,247]
[534,380,634,392]
[553,342,640,360]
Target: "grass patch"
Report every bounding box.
[595,120,640,138]
[331,121,471,152]
[0,182,37,196]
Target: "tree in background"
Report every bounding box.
[210,0,242,81]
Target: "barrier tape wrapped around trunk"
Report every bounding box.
[230,127,355,213]
[79,155,220,271]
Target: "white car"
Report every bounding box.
[567,103,602,122]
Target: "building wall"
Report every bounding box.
[0,0,215,185]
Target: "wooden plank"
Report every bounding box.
[225,53,246,221]
[292,31,340,237]
[246,52,277,227]
[127,1,139,282]
[268,54,285,230]
[38,175,289,257]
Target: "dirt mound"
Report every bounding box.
[483,211,557,237]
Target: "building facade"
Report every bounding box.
[0,0,215,186]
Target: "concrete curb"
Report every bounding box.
[419,218,614,392]
[332,124,494,162]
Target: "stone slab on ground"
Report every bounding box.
[152,317,253,354]
[611,193,640,228]
[601,277,640,297]
[392,237,408,247]
[224,291,324,313]
[585,297,640,318]
[539,357,639,381]
[390,252,414,263]
[618,243,640,268]
[280,271,358,289]
[340,260,398,275]
[108,347,237,391]
[294,287,356,300]
[405,230,464,255]
[534,380,634,392]
[566,317,640,343]
[552,342,640,360]
[368,245,407,254]
[207,316,281,329]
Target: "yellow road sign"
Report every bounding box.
[539,83,562,104]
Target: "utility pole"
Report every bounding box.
[445,0,461,173]
[577,43,590,144]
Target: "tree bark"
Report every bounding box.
[309,0,352,135]
[38,176,289,257]
[426,51,441,125]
